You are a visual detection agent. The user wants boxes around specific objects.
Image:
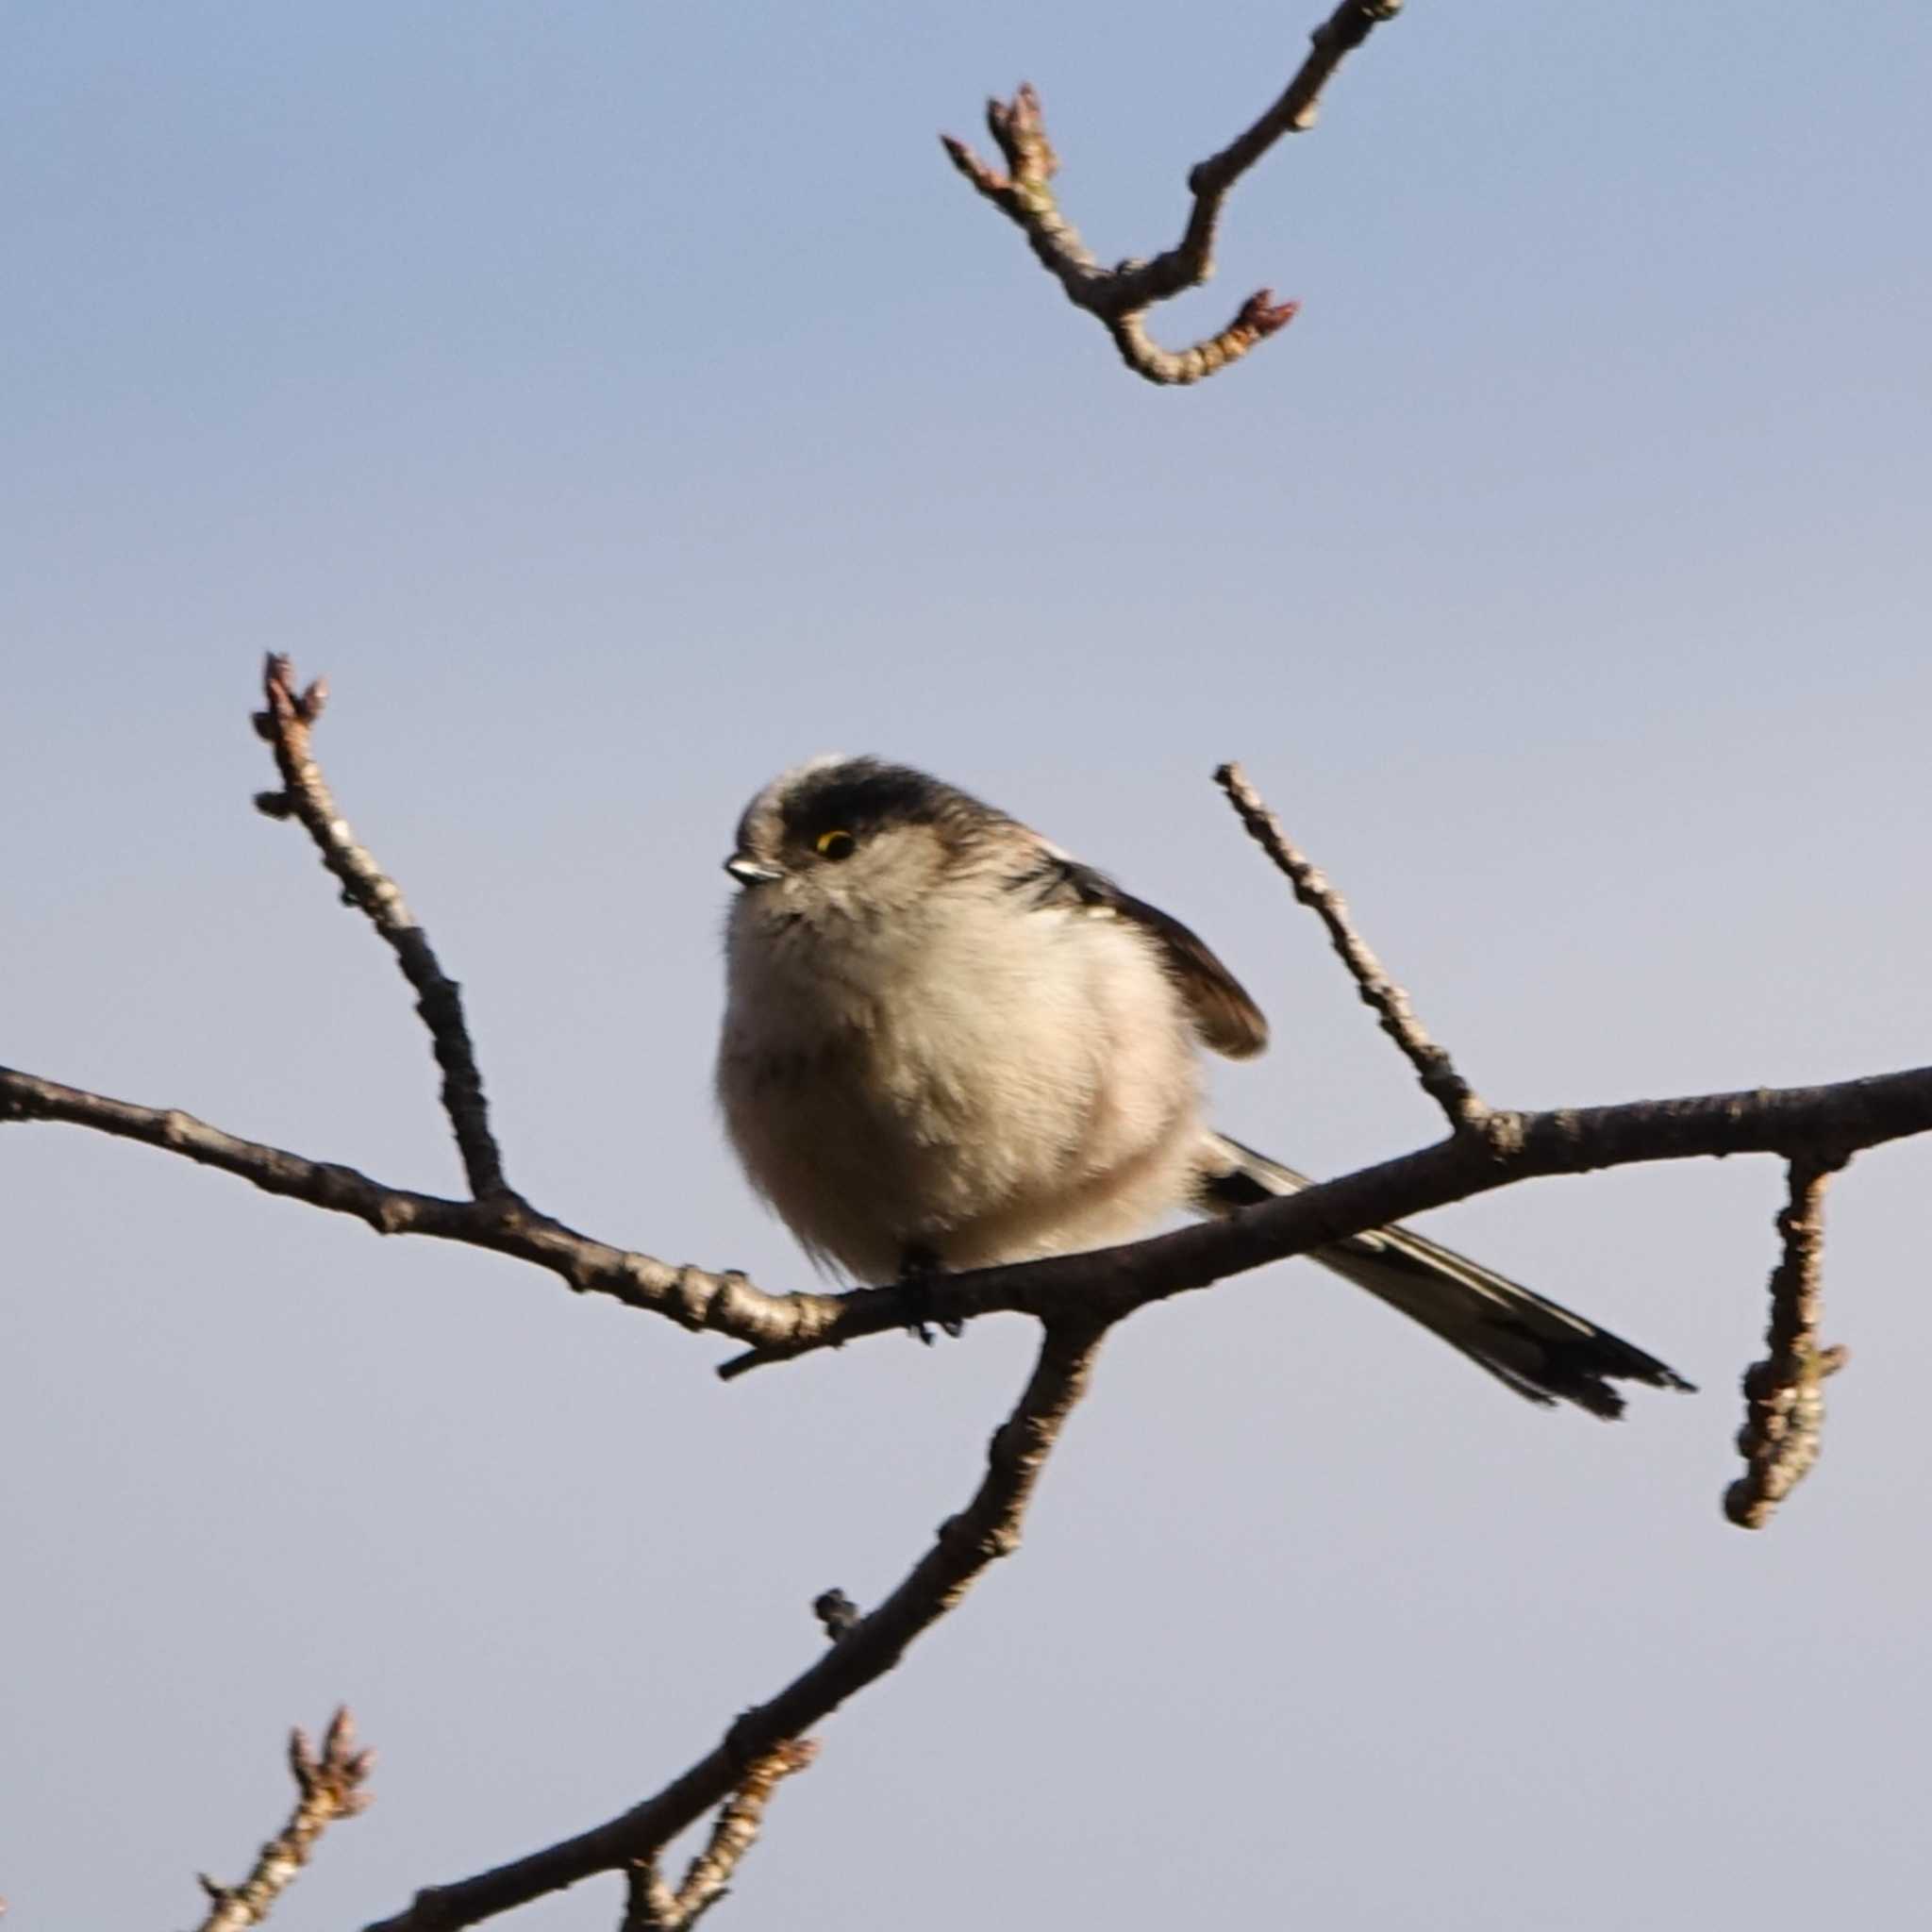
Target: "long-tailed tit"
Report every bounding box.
[716,758,1688,1417]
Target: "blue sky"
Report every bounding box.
[5,6,1929,1928]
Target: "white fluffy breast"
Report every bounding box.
[716,879,1204,1283]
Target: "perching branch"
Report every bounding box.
[8,1058,1925,1394]
[1724,1159,1850,1529]
[1214,760,1490,1134]
[941,0,1405,384]
[363,1321,1105,1932]
[710,1065,1932,1376]
[192,1708,373,1932]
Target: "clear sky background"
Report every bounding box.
[6,4,1930,1927]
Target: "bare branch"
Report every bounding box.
[192,1707,373,1932]
[363,1322,1105,1932]
[941,0,1404,384]
[6,1057,1930,1384]
[253,654,513,1202]
[0,1064,824,1351]
[1215,760,1490,1135]
[1724,1159,1850,1529]
[715,1065,1932,1376]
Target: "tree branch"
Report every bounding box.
[1215,760,1490,1135]
[192,1708,373,1932]
[363,1322,1105,1932]
[253,654,513,1203]
[941,0,1405,384]
[716,1065,1932,1375]
[1724,1159,1849,1529]
[6,1058,1929,1387]
[0,1065,824,1351]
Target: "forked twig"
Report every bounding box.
[192,1708,374,1932]
[942,0,1405,383]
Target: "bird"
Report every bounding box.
[714,757,1690,1418]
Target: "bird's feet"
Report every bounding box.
[897,1244,965,1344]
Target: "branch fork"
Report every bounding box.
[192,1708,373,1932]
[942,1,1404,383]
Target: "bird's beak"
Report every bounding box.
[724,853,785,887]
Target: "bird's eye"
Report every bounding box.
[815,828,857,860]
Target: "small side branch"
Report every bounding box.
[941,0,1404,385]
[364,1322,1105,1932]
[1724,1160,1849,1529]
[192,1708,373,1932]
[624,1742,819,1931]
[812,1589,861,1641]
[253,655,513,1203]
[1214,761,1490,1135]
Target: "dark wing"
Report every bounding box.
[1012,853,1269,1060]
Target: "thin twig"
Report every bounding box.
[675,1740,819,1926]
[253,654,514,1203]
[941,0,1404,384]
[362,1322,1106,1932]
[1215,761,1491,1135]
[192,1708,374,1932]
[619,1859,681,1932]
[1724,1159,1849,1529]
[7,1058,1932,1378]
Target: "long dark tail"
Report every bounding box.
[1193,1133,1691,1419]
